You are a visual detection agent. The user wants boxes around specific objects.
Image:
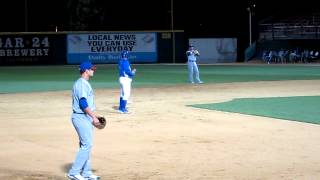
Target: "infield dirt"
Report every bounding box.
[1,80,320,179]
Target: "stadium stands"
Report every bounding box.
[251,11,320,63]
[259,12,320,40]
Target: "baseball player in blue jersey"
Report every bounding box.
[67,62,101,180]
[186,44,203,84]
[118,50,136,114]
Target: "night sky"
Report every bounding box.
[0,0,318,44]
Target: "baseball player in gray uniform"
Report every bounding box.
[186,44,203,84]
[67,62,101,180]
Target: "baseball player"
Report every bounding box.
[118,50,136,114]
[67,62,101,180]
[186,44,203,84]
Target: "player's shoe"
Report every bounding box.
[197,81,204,84]
[118,109,130,114]
[67,174,85,180]
[84,174,100,180]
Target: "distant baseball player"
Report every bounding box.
[118,50,136,113]
[186,44,203,84]
[67,62,101,180]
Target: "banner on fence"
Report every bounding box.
[67,33,157,64]
[0,35,62,65]
[189,38,237,63]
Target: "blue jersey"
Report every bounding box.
[72,77,95,113]
[118,58,134,79]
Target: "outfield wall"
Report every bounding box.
[0,31,186,65]
[0,31,242,65]
[0,34,66,65]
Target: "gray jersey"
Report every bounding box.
[72,77,95,113]
[186,50,197,61]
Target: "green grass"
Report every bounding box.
[190,96,320,124]
[2,64,320,125]
[1,64,320,93]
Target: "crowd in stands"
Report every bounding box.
[261,48,319,64]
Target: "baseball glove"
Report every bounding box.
[95,116,106,129]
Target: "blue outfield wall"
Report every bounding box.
[67,52,157,64]
[67,33,158,64]
[0,31,186,65]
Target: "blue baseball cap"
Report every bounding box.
[121,50,129,58]
[79,61,96,72]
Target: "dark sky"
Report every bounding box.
[0,0,318,37]
[0,0,318,61]
[0,0,246,33]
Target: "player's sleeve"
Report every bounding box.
[79,97,88,110]
[124,61,135,77]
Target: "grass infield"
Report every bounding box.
[190,96,320,125]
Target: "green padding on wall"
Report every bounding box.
[191,96,320,125]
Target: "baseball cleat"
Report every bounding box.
[84,174,100,180]
[67,174,85,180]
[118,109,130,114]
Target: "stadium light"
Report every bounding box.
[247,4,255,46]
[171,0,176,63]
